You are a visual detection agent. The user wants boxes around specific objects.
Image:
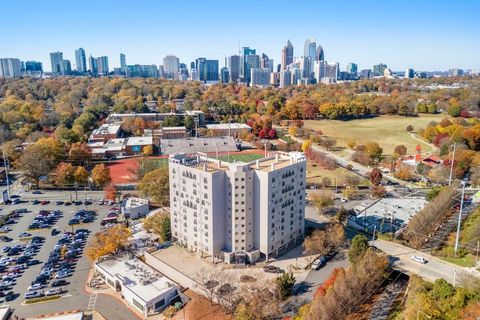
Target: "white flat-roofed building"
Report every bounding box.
[121,197,149,219]
[95,254,179,317]
[169,151,306,263]
[89,123,122,143]
[206,123,252,137]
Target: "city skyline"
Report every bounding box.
[0,1,479,72]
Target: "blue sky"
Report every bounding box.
[1,0,479,72]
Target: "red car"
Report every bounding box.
[40,201,50,205]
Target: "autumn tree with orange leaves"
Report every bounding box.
[86,225,131,261]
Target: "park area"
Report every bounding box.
[304,114,445,156]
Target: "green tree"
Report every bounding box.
[137,167,170,205]
[426,186,444,201]
[348,234,369,264]
[143,212,172,242]
[275,272,296,300]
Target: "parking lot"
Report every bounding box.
[0,190,112,318]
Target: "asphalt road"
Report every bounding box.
[0,190,139,319]
[373,239,475,285]
[294,250,349,302]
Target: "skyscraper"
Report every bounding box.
[195,58,219,82]
[240,47,256,83]
[89,55,97,75]
[250,68,270,87]
[0,58,22,77]
[50,51,63,75]
[62,60,72,75]
[163,55,179,79]
[346,63,358,76]
[260,53,274,73]
[279,70,291,88]
[96,56,109,75]
[316,45,325,61]
[221,67,229,84]
[120,53,126,73]
[304,38,317,62]
[227,55,240,83]
[281,40,294,70]
[75,48,87,73]
[373,63,387,77]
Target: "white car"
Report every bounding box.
[411,255,428,264]
[28,283,46,291]
[45,288,63,296]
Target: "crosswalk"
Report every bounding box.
[86,292,98,311]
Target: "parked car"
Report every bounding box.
[311,256,327,270]
[24,290,43,299]
[263,265,284,274]
[51,279,68,287]
[15,208,27,213]
[45,288,63,296]
[18,232,32,238]
[31,200,40,205]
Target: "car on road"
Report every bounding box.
[73,201,82,205]
[411,255,428,264]
[311,256,327,270]
[40,200,50,205]
[55,201,64,205]
[31,199,40,205]
[32,190,43,194]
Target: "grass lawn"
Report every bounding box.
[304,114,446,155]
[443,254,476,268]
[306,162,368,186]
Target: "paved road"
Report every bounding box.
[373,239,478,285]
[0,190,139,320]
[294,250,349,302]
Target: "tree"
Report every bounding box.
[393,144,407,156]
[53,162,75,186]
[319,136,337,150]
[16,143,57,188]
[348,234,369,264]
[128,157,159,181]
[137,167,170,205]
[426,185,444,201]
[143,145,154,156]
[369,167,383,185]
[303,223,345,256]
[370,185,386,198]
[74,166,89,185]
[104,184,116,201]
[342,186,357,200]
[68,142,91,165]
[406,125,414,132]
[365,142,383,160]
[143,211,172,242]
[346,140,357,150]
[311,190,334,214]
[275,272,296,300]
[288,126,298,136]
[35,137,64,161]
[460,301,480,320]
[302,140,312,152]
[86,225,131,261]
[395,165,414,180]
[91,164,111,188]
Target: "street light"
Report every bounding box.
[454,181,466,256]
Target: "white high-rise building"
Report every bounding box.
[0,58,22,77]
[163,55,179,79]
[169,151,306,263]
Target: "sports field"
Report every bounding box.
[304,114,445,155]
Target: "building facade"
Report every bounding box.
[163,55,179,79]
[96,56,109,75]
[281,40,294,70]
[0,58,21,77]
[169,151,306,263]
[227,55,240,83]
[50,51,64,75]
[75,48,87,73]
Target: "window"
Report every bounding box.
[132,298,144,311]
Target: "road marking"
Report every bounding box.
[87,292,98,311]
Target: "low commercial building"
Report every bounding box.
[206,123,252,137]
[106,111,205,126]
[89,123,122,143]
[144,127,188,145]
[95,254,179,317]
[89,136,153,159]
[121,197,149,219]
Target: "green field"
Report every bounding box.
[304,114,446,155]
[145,153,264,168]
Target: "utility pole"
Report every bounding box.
[454,181,466,256]
[476,240,479,268]
[2,148,10,200]
[448,143,456,186]
[372,225,376,247]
